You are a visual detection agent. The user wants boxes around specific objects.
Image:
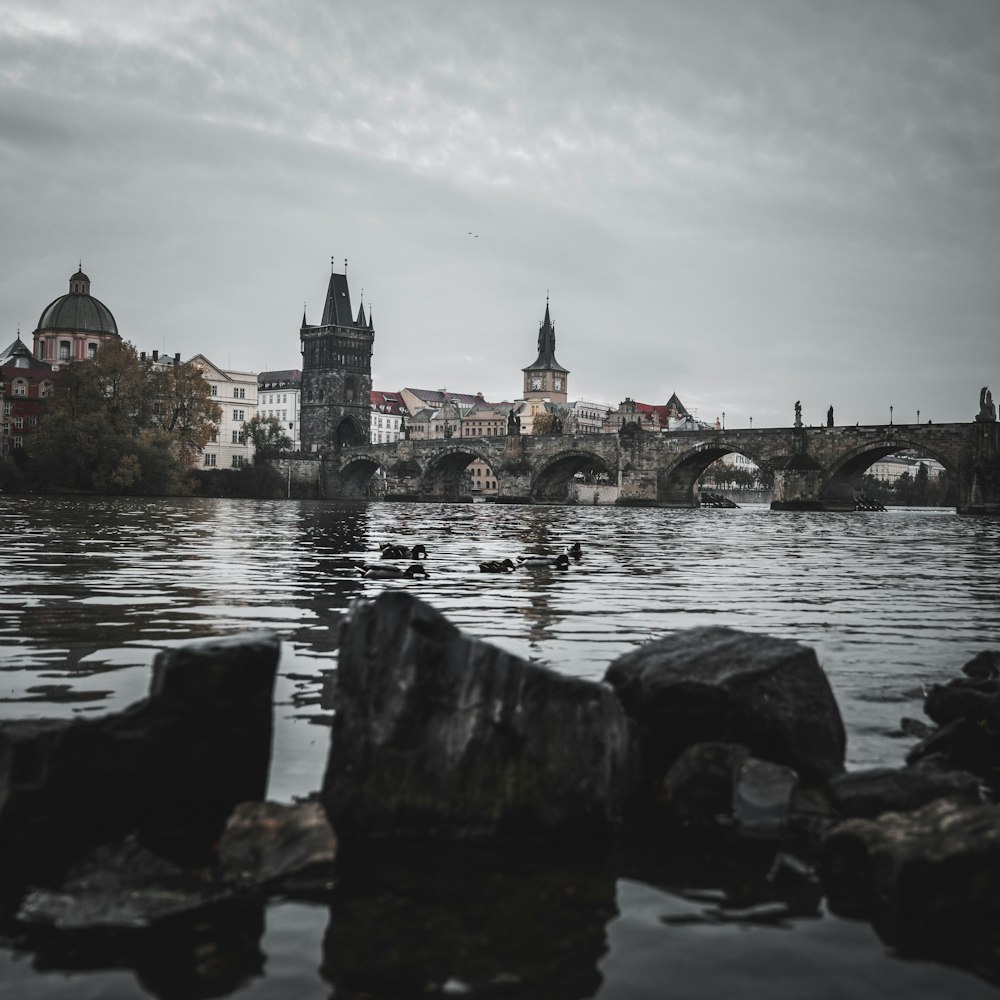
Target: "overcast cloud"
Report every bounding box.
[2,0,998,426]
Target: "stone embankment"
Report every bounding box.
[1,597,998,983]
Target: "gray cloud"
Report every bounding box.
[1,0,998,426]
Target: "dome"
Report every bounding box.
[36,269,119,337]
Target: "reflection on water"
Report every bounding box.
[3,496,999,785]
[1,496,999,998]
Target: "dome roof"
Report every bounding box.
[36,269,119,337]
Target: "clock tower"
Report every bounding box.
[522,300,569,403]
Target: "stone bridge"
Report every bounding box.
[305,419,1000,514]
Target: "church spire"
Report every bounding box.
[525,297,566,373]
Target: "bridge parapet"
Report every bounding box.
[320,420,998,514]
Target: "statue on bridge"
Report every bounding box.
[976,386,996,423]
[794,400,802,428]
[827,405,834,427]
[400,416,409,440]
[507,409,521,436]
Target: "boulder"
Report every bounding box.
[321,592,636,841]
[218,800,337,888]
[962,650,1000,680]
[663,742,750,825]
[663,741,798,836]
[906,718,1000,791]
[16,836,232,929]
[0,631,280,879]
[819,799,1000,957]
[829,765,981,819]
[924,677,1000,728]
[732,757,799,836]
[603,626,845,785]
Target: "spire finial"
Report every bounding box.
[330,256,335,273]
[344,257,348,273]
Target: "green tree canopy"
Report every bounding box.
[31,341,222,495]
[243,414,292,465]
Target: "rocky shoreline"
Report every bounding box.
[1,592,998,991]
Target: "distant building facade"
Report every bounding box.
[0,333,54,457]
[259,370,302,452]
[300,265,373,452]
[32,267,120,366]
[869,454,945,483]
[370,390,405,445]
[189,354,258,469]
[567,400,611,434]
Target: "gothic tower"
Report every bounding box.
[522,300,569,403]
[300,261,374,452]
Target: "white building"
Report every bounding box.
[868,454,945,483]
[189,354,258,470]
[370,390,405,444]
[568,400,611,434]
[258,370,302,452]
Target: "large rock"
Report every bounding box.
[829,765,981,819]
[218,800,337,888]
[0,631,280,878]
[321,592,636,840]
[603,626,845,785]
[924,677,1000,728]
[819,799,1000,957]
[16,836,232,929]
[663,742,799,836]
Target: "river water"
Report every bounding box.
[0,496,998,998]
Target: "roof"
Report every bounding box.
[35,270,119,337]
[666,392,691,418]
[371,390,405,414]
[403,388,486,407]
[0,335,51,371]
[522,302,569,374]
[258,369,302,385]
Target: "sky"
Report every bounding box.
[1,0,998,428]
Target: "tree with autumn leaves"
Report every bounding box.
[29,340,222,495]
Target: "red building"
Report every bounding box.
[0,334,54,457]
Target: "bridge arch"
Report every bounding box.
[656,440,770,506]
[337,451,389,498]
[820,436,958,507]
[531,448,615,501]
[421,444,495,500]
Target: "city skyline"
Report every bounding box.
[1,1,998,428]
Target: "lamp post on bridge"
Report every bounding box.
[890,404,894,426]
[917,409,920,424]
[749,416,753,428]
[722,411,726,430]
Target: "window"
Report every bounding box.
[12,436,23,449]
[234,387,244,398]
[2,403,10,415]
[40,381,53,398]
[203,453,217,466]
[13,417,23,429]
[87,343,98,359]
[232,430,240,443]
[28,415,37,427]
[59,341,71,360]
[233,409,244,421]
[13,380,26,397]
[231,455,245,468]
[210,385,217,396]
